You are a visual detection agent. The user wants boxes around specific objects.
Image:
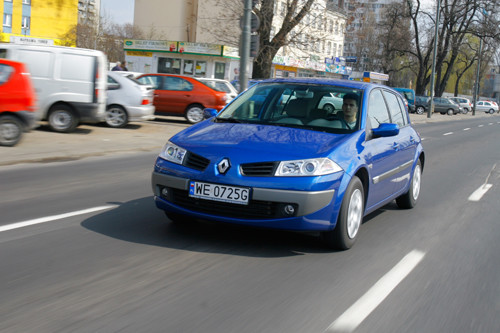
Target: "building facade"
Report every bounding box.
[78,0,101,26]
[132,0,348,80]
[1,0,78,45]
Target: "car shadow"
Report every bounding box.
[81,196,334,258]
[36,124,93,135]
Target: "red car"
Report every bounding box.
[137,74,229,123]
[0,58,37,146]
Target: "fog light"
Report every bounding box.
[161,187,169,197]
[283,204,295,216]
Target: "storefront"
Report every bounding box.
[271,55,350,79]
[123,40,240,81]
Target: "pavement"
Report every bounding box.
[1,112,498,167]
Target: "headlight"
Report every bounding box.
[159,142,187,165]
[275,158,343,176]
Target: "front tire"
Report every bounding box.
[105,105,128,128]
[462,108,469,114]
[396,159,422,209]
[447,108,454,115]
[185,104,204,124]
[0,115,23,147]
[322,176,364,250]
[48,105,78,133]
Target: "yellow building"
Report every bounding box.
[1,0,78,45]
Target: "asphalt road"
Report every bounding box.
[0,114,499,333]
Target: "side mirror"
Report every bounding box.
[203,108,219,119]
[372,123,399,137]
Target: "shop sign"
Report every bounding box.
[124,39,177,52]
[126,51,153,57]
[222,46,240,58]
[10,36,53,45]
[178,42,222,55]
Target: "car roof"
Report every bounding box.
[255,77,376,89]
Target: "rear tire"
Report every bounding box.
[396,159,422,209]
[0,115,23,147]
[322,176,364,250]
[48,105,78,133]
[105,105,128,128]
[488,109,494,114]
[415,106,425,115]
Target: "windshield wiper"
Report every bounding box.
[216,117,241,123]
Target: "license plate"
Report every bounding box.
[189,181,250,205]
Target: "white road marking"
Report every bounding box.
[443,132,453,136]
[488,123,493,125]
[325,250,426,333]
[463,128,471,131]
[0,205,117,233]
[478,124,484,127]
[468,184,493,202]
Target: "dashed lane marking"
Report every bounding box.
[325,250,426,333]
[0,206,117,233]
[443,132,453,136]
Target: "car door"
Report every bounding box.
[161,76,195,115]
[433,98,444,113]
[364,89,402,208]
[382,89,417,195]
[138,75,169,112]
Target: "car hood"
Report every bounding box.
[170,120,356,163]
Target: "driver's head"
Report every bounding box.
[342,93,359,120]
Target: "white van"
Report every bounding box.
[0,44,107,132]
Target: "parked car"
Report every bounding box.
[433,97,462,115]
[136,74,230,124]
[448,97,472,114]
[0,58,37,146]
[318,92,344,112]
[196,78,239,102]
[393,88,416,113]
[414,95,430,115]
[475,100,499,114]
[0,44,107,133]
[105,71,155,128]
[151,78,425,250]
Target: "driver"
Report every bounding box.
[341,93,359,129]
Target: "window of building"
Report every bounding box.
[3,14,12,27]
[22,0,31,4]
[195,61,206,76]
[21,16,30,29]
[158,57,181,74]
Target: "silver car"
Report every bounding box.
[475,100,499,114]
[448,97,472,114]
[196,78,239,102]
[105,71,155,128]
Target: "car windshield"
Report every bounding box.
[215,83,362,133]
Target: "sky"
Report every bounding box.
[100,0,135,25]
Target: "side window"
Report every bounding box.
[368,89,390,128]
[383,90,406,127]
[0,63,13,84]
[164,76,193,91]
[138,75,161,89]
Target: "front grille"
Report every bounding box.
[184,152,210,171]
[240,162,277,176]
[165,188,297,219]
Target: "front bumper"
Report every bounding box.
[152,172,337,231]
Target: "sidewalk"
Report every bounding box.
[0,113,497,167]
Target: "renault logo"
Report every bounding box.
[217,158,231,174]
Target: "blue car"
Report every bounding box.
[152,78,425,250]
